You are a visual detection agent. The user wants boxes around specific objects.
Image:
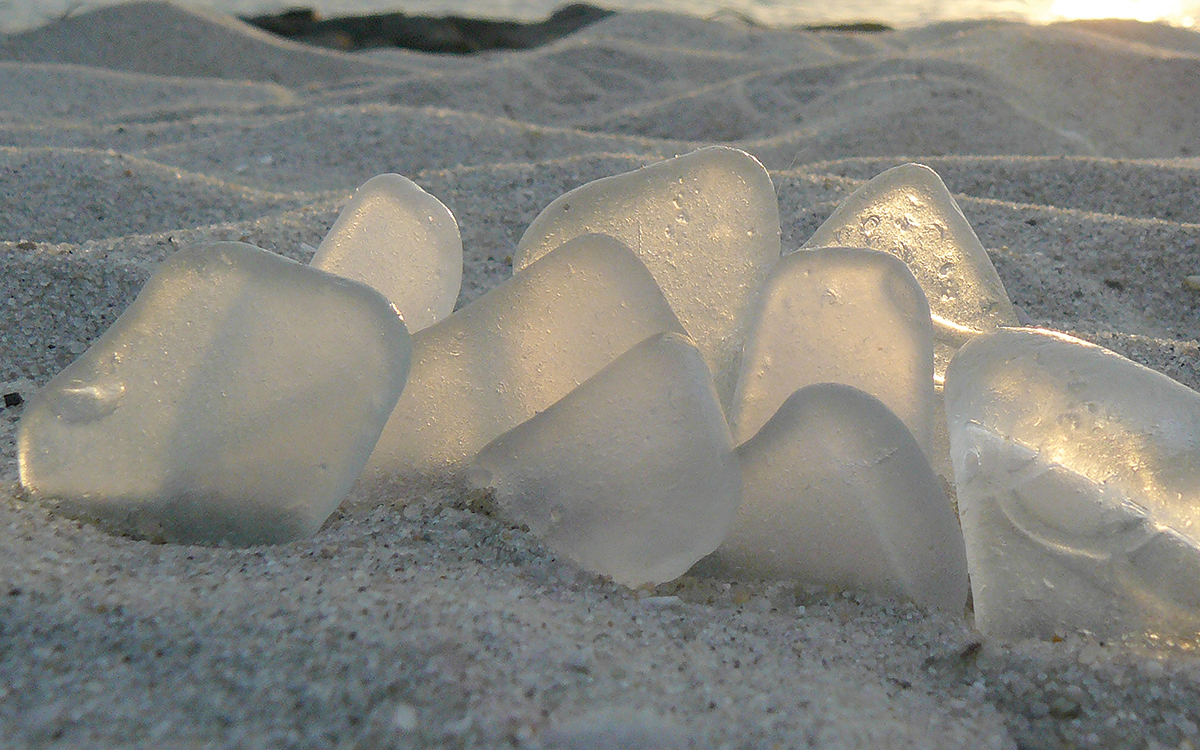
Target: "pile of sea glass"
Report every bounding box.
[18,148,1200,641]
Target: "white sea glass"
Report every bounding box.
[714,383,967,612]
[801,163,1017,384]
[311,173,462,333]
[17,242,412,546]
[728,247,937,465]
[514,146,780,408]
[470,332,741,587]
[363,234,685,486]
[945,327,1200,639]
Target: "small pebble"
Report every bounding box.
[392,703,418,732]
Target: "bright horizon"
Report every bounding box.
[1047,0,1194,24]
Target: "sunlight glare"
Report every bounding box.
[1048,0,1185,22]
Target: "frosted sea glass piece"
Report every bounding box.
[311,173,462,333]
[801,163,1017,383]
[470,332,741,587]
[713,383,967,612]
[514,146,780,408]
[363,234,685,486]
[17,242,412,546]
[945,327,1200,639]
[727,247,936,464]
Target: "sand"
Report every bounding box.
[2,3,1200,747]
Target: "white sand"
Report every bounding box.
[2,3,1200,747]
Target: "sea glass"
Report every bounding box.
[945,327,1200,639]
[311,173,462,333]
[514,146,780,408]
[801,163,1017,384]
[470,332,741,587]
[714,383,967,612]
[17,242,412,546]
[363,234,685,486]
[728,247,937,466]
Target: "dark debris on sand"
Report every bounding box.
[241,2,616,54]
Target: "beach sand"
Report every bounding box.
[2,3,1200,747]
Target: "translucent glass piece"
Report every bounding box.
[364,234,685,486]
[17,242,412,546]
[715,383,967,612]
[470,333,741,587]
[801,163,1017,383]
[514,146,780,408]
[945,327,1200,639]
[311,173,462,333]
[728,247,937,466]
